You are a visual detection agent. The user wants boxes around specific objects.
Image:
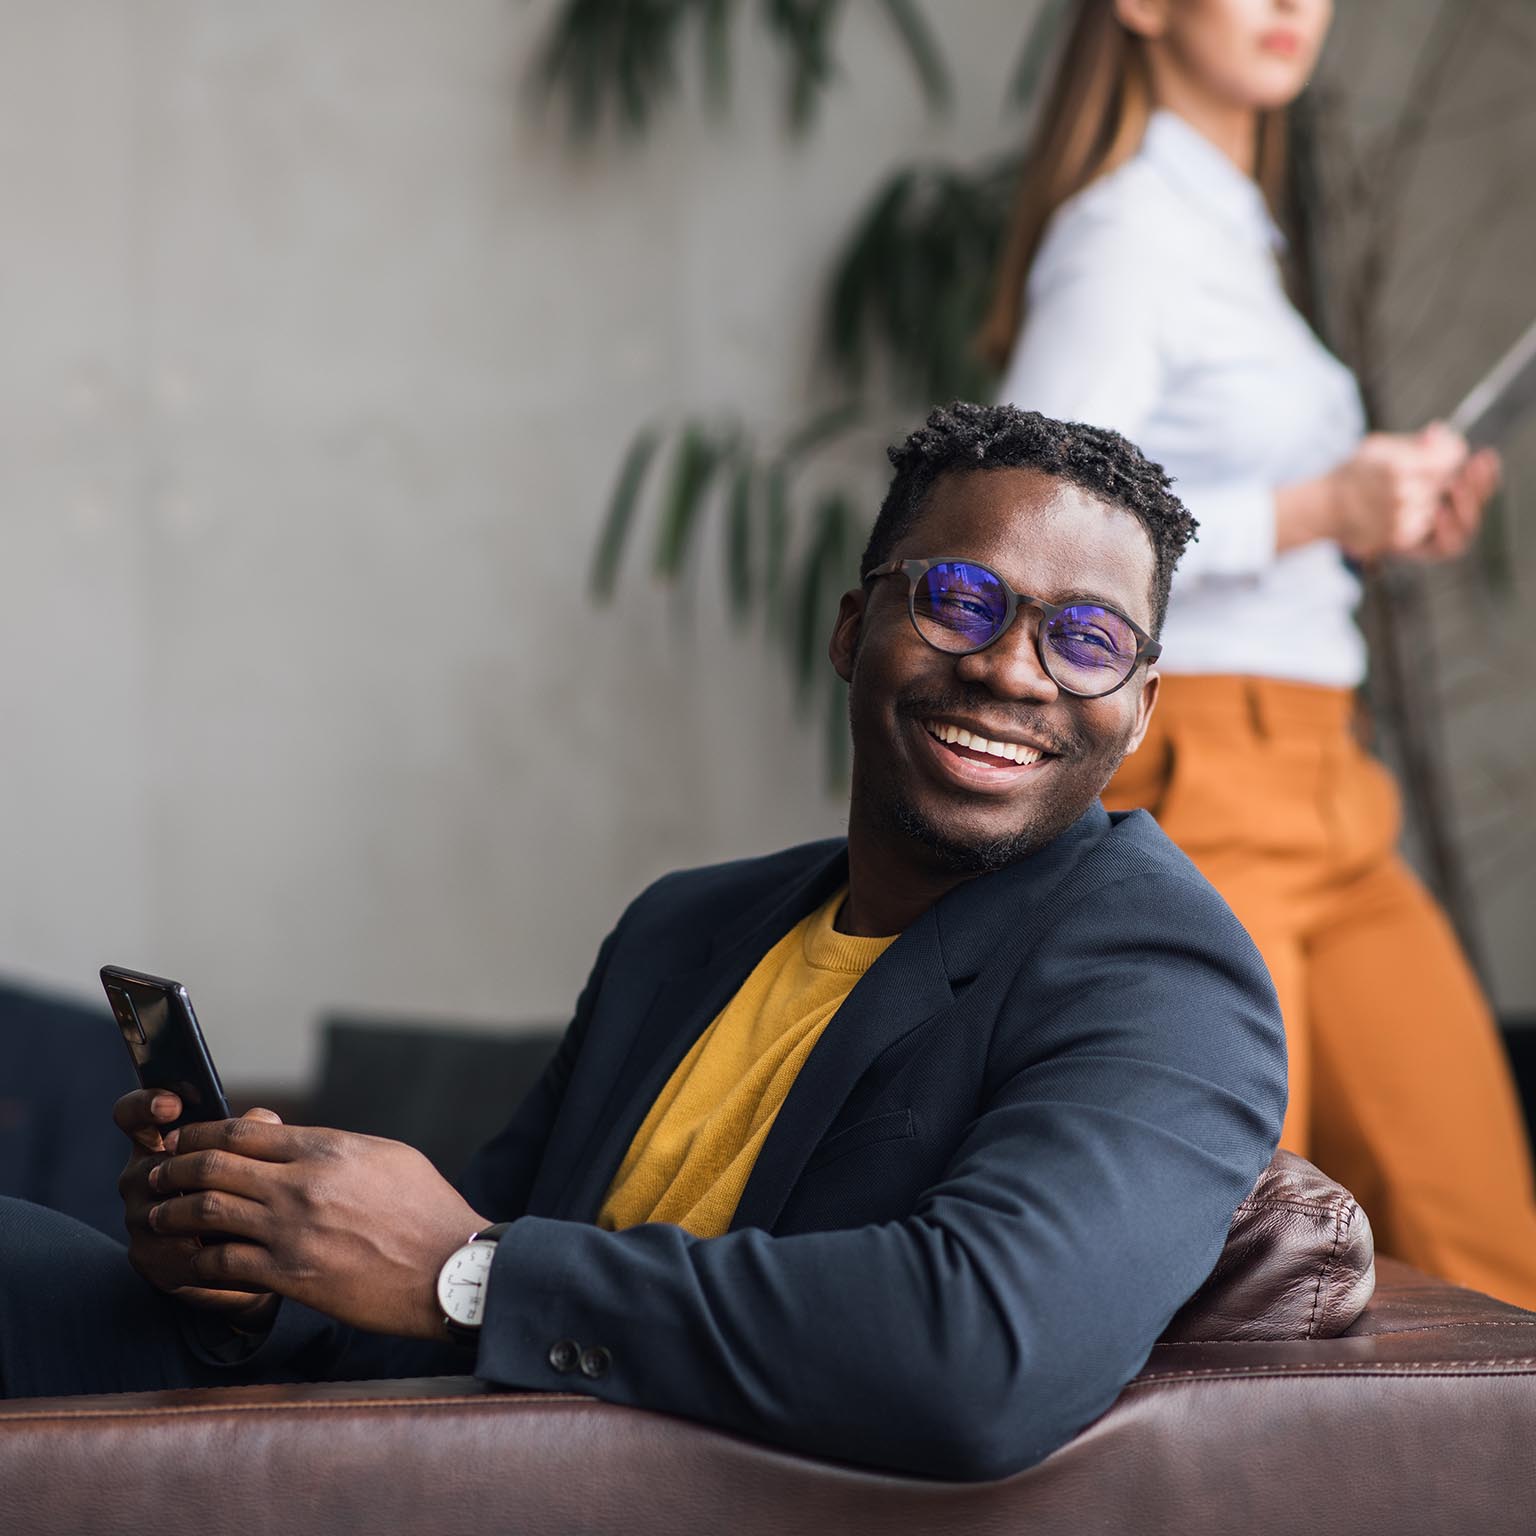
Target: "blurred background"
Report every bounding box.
[2,0,1533,1119]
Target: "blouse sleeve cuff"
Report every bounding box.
[1167,481,1278,582]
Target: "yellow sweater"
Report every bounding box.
[598,888,896,1238]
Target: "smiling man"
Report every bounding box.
[0,402,1285,1482]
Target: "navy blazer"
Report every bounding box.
[459,805,1286,1480]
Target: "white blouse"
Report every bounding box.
[998,109,1368,687]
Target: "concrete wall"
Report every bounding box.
[0,0,1028,1083]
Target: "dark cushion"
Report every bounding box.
[0,979,134,1237]
[308,1017,561,1180]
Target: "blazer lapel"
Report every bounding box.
[729,803,1112,1233]
[729,905,953,1233]
[556,844,849,1222]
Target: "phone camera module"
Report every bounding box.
[108,986,147,1045]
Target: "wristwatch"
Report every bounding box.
[437,1222,511,1343]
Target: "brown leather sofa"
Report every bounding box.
[5,1153,1535,1535]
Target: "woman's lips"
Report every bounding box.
[1258,29,1301,56]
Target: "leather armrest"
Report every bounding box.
[3,1261,1532,1536]
[1161,1149,1375,1342]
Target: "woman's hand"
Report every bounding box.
[1277,424,1478,563]
[115,1088,282,1327]
[1398,445,1501,564]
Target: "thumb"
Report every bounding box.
[1416,421,1467,472]
[241,1106,285,1126]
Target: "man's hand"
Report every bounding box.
[145,1118,491,1340]
[115,1088,282,1327]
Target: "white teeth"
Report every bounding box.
[924,721,1044,766]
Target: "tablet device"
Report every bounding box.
[1449,314,1536,449]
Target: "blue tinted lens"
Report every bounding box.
[912,562,1007,652]
[1044,605,1138,692]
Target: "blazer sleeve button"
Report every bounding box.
[578,1346,612,1380]
[547,1338,581,1373]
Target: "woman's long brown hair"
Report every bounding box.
[976,0,1292,374]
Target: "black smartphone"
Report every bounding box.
[100,965,233,1127]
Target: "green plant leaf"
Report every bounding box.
[698,0,734,111]
[791,489,858,703]
[871,0,951,112]
[761,0,844,135]
[724,447,756,620]
[590,425,663,599]
[1007,0,1071,108]
[762,463,791,635]
[654,423,727,580]
[822,159,1012,408]
[535,0,692,141]
[826,167,916,389]
[780,399,863,465]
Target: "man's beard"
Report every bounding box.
[869,778,1111,874]
[853,688,1133,874]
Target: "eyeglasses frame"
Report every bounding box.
[862,556,1162,700]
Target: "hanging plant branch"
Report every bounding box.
[533,0,952,141]
[824,155,1015,407]
[1005,0,1070,107]
[589,406,870,778]
[589,405,865,619]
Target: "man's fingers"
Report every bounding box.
[169,1115,304,1163]
[148,1189,271,1242]
[242,1106,284,1126]
[188,1239,276,1294]
[112,1088,184,1151]
[151,1145,280,1202]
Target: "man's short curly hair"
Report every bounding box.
[860,402,1198,635]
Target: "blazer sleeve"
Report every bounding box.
[470,867,1286,1481]
[998,214,1278,585]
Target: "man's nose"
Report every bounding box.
[952,611,1060,702]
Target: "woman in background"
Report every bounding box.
[984,0,1536,1306]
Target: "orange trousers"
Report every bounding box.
[1104,674,1536,1308]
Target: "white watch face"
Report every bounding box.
[437,1239,497,1328]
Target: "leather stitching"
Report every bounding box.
[1151,1318,1536,1348]
[1130,1360,1536,1384]
[1233,1197,1349,1216]
[0,1392,592,1425]
[1305,1201,1350,1339]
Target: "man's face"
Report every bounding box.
[830,468,1161,874]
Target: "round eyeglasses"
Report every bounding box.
[863,557,1161,699]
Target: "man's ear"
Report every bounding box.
[1122,667,1160,755]
[829,589,866,684]
[1114,0,1170,41]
